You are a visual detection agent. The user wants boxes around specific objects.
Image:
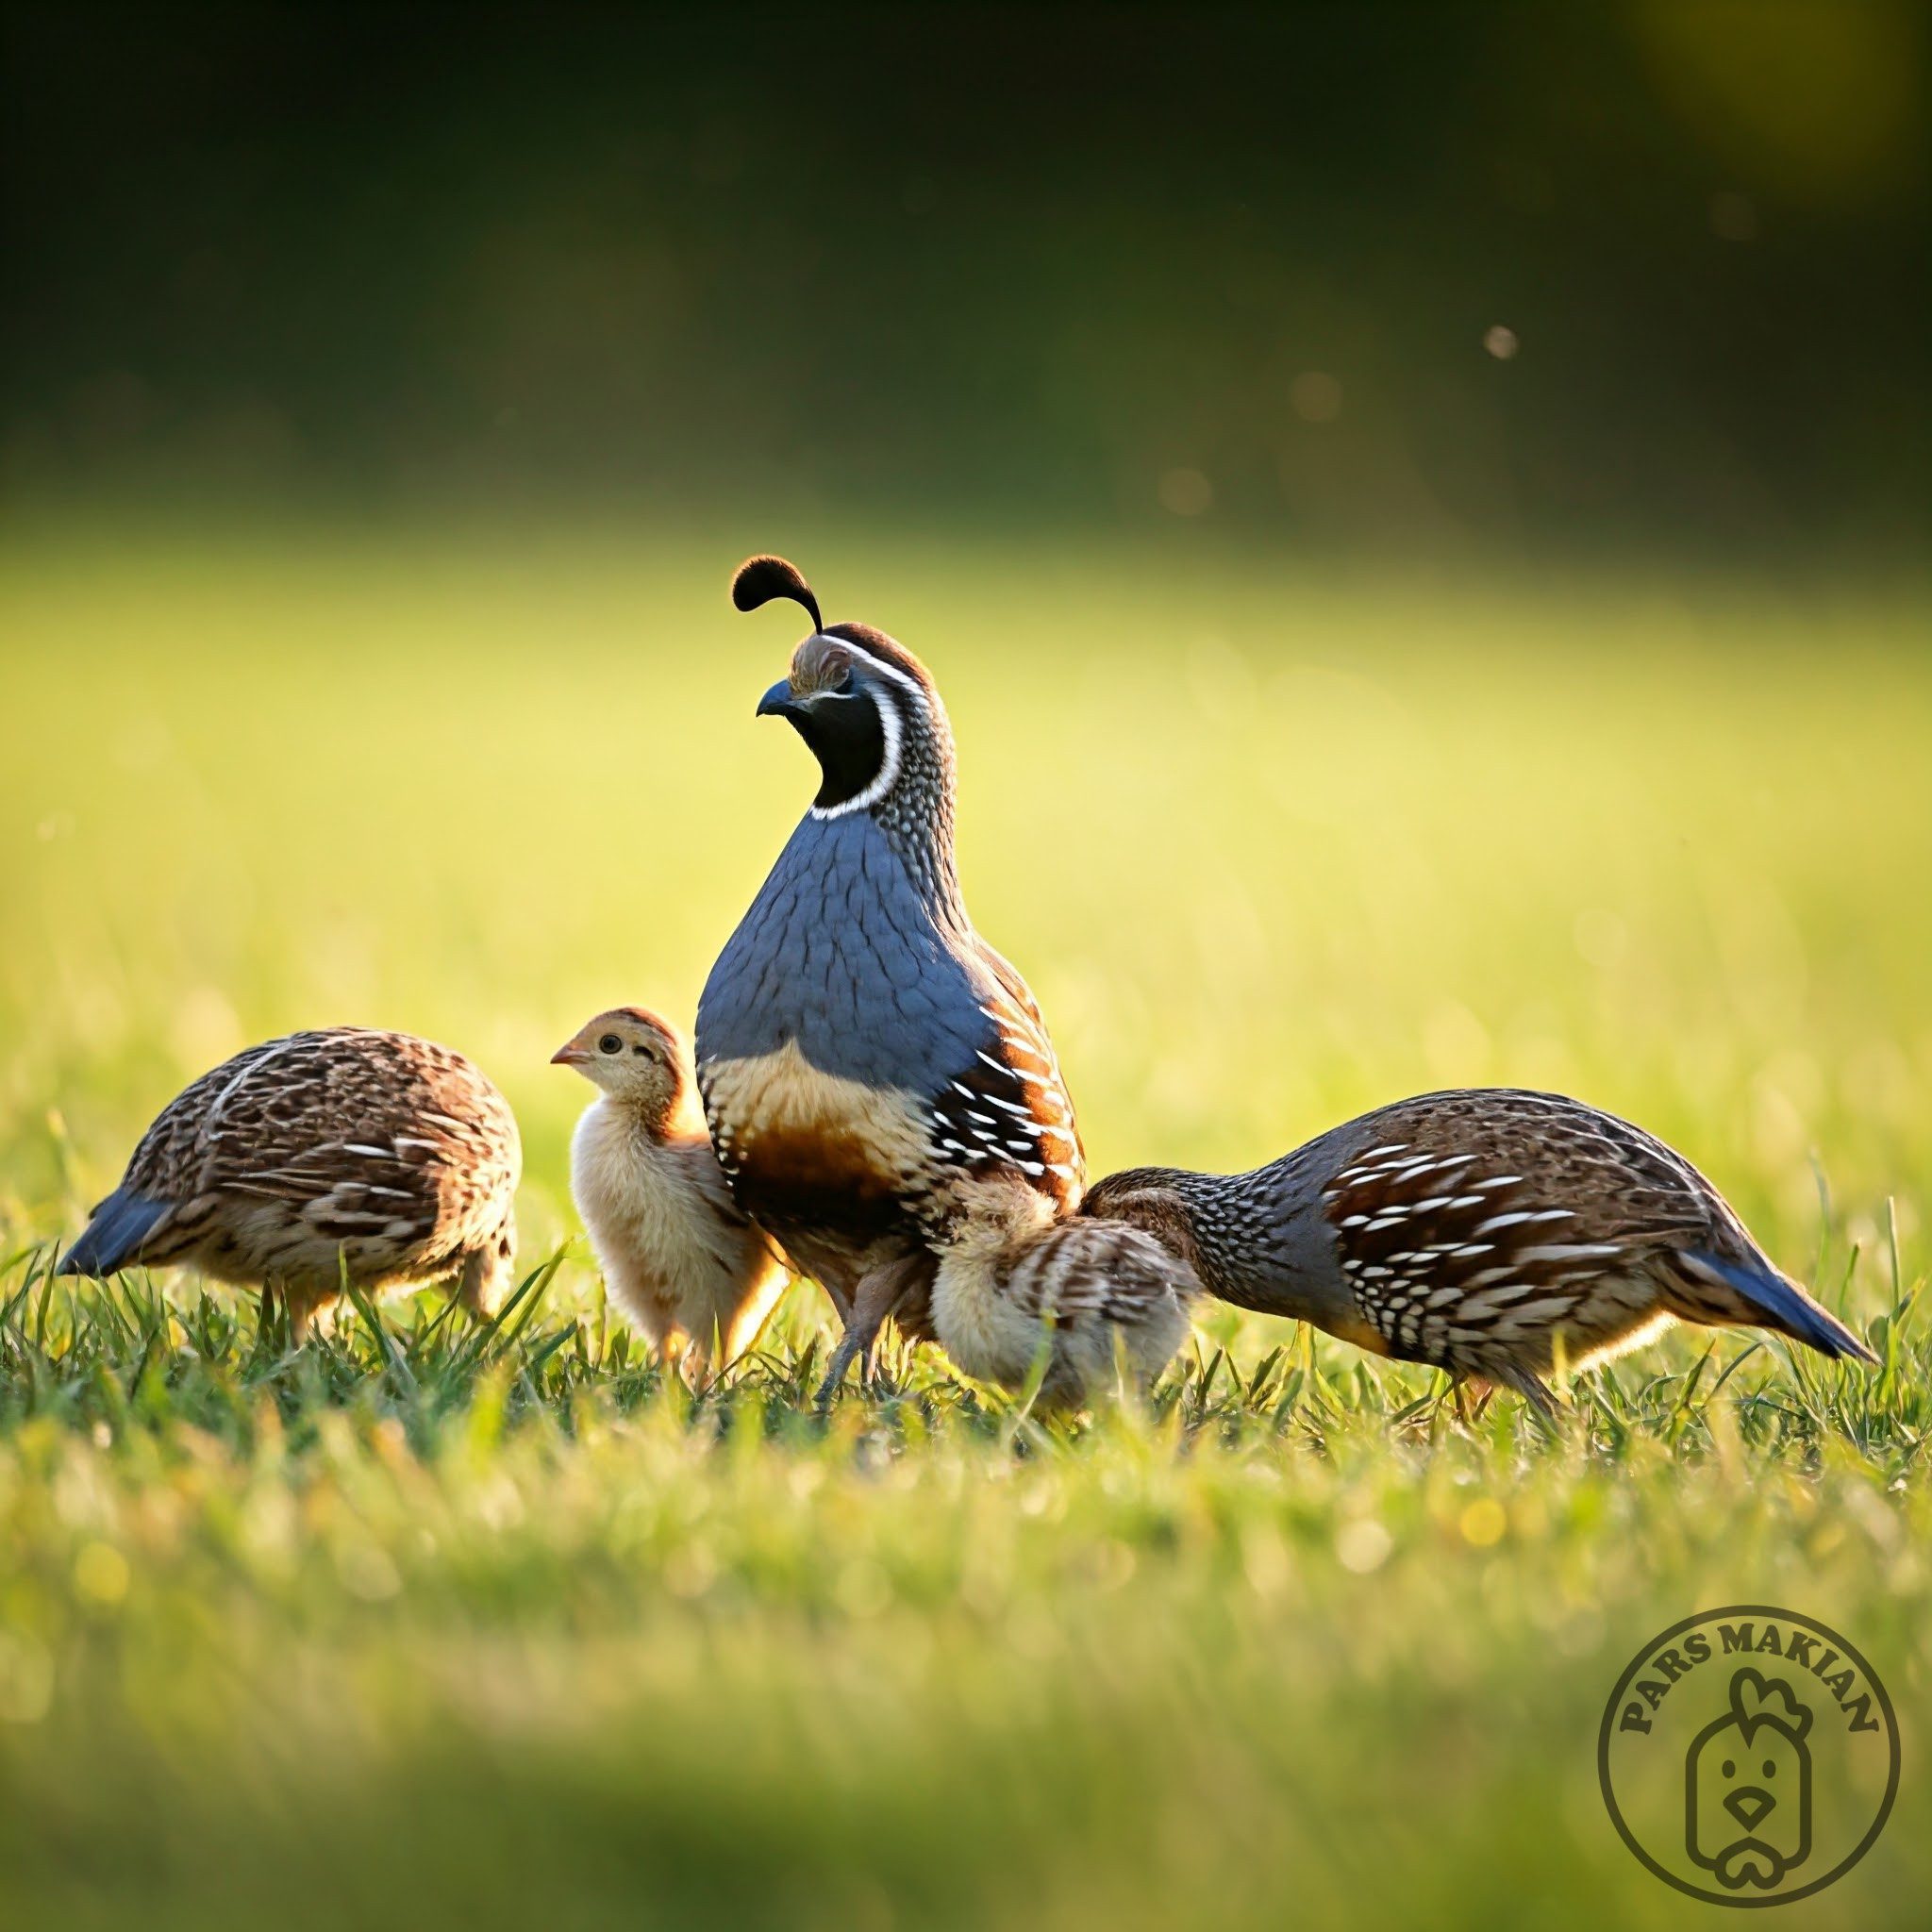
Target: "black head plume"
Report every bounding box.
[731,555,824,634]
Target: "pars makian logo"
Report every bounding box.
[1599,1607,1899,1907]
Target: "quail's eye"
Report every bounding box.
[598,1034,623,1055]
[1763,1759,1775,1778]
[1722,1759,1736,1777]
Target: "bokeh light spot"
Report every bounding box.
[1460,1499,1508,1547]
[1290,371,1343,422]
[1158,467,1215,516]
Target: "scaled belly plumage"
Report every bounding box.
[701,1040,936,1267]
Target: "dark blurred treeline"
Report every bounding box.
[3,2,1925,566]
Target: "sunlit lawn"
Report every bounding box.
[1,525,1928,1929]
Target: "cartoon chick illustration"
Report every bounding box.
[1687,1669,1813,1890]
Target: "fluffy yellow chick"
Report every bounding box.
[553,1007,787,1371]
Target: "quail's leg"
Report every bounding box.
[456,1244,506,1320]
[675,1324,721,1392]
[1490,1359,1561,1426]
[814,1255,928,1407]
[286,1290,315,1345]
[812,1270,896,1407]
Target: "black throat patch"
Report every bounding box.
[791,688,888,810]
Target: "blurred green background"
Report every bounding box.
[5,1,1926,565]
[3,7,1930,1931]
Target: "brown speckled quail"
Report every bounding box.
[58,1027,521,1339]
[1084,1088,1875,1412]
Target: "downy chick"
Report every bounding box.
[927,1177,1198,1407]
[555,1007,788,1371]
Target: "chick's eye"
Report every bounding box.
[598,1034,623,1055]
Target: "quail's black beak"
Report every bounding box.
[757,677,802,721]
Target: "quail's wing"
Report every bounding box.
[117,1038,294,1203]
[928,938,1085,1208]
[140,1030,513,1235]
[1316,1089,1723,1353]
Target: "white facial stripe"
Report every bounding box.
[841,634,955,737]
[808,682,903,821]
[837,636,928,704]
[804,631,955,821]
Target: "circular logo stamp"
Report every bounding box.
[1599,1606,1899,1907]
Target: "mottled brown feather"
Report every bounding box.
[76,1027,520,1334]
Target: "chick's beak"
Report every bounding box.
[550,1040,589,1067]
[757,677,801,720]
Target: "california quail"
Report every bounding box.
[1083,1088,1875,1412]
[694,554,1084,1358]
[926,1176,1197,1407]
[58,1027,521,1340]
[554,1006,789,1371]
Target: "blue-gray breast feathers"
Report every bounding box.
[698,811,987,1093]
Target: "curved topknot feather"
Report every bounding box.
[732,554,823,634]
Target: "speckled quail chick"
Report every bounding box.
[923,1177,1197,1407]
[1084,1087,1876,1413]
[555,1007,789,1372]
[59,1027,520,1339]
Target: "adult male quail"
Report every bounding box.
[1083,1088,1875,1412]
[59,1027,520,1339]
[926,1176,1198,1407]
[694,554,1083,1361]
[554,1006,789,1371]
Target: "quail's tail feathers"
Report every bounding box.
[58,1188,171,1278]
[1682,1248,1878,1364]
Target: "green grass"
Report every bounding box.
[2,526,1929,1928]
